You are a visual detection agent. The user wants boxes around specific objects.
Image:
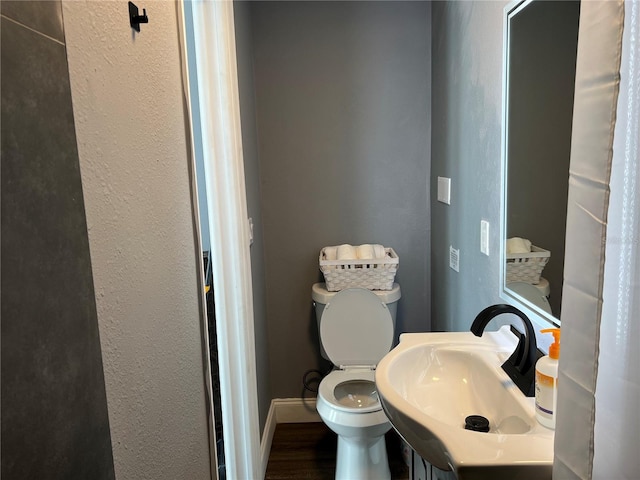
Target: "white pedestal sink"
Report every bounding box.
[375,326,554,480]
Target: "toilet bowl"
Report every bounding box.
[312,284,401,480]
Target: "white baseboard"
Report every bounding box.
[260,397,321,478]
[273,397,320,423]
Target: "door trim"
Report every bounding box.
[179,1,261,478]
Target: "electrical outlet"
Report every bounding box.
[449,245,460,272]
[481,220,490,256]
[248,217,254,246]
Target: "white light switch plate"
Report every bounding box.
[437,177,451,205]
[481,220,490,256]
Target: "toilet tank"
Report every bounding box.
[311,283,401,361]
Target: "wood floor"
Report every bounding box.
[265,422,410,480]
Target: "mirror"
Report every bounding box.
[501,0,581,324]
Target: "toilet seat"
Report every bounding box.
[319,369,382,414]
[320,288,394,368]
[318,288,393,415]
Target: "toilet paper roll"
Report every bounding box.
[372,244,386,259]
[356,244,374,260]
[337,244,357,260]
[324,246,338,261]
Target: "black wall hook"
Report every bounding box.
[129,2,148,32]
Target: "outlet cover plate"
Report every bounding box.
[449,245,460,272]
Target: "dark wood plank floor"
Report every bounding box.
[265,422,409,480]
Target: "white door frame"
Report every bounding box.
[178,1,261,479]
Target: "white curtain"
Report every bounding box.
[593,0,640,477]
[554,1,639,478]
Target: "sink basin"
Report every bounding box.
[375,326,554,480]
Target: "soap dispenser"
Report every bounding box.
[535,328,560,429]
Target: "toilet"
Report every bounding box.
[312,283,401,480]
[508,280,553,314]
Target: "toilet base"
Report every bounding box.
[335,434,390,480]
[316,375,393,479]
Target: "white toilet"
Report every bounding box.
[508,280,553,314]
[312,283,401,480]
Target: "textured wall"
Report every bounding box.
[1,1,114,478]
[233,1,272,436]
[431,1,507,332]
[250,1,432,398]
[62,2,211,479]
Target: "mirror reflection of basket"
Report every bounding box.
[506,245,550,284]
[319,247,399,292]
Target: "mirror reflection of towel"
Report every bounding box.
[507,237,532,254]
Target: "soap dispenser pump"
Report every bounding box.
[535,328,560,429]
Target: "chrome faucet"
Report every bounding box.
[470,304,538,397]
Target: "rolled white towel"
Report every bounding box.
[337,244,357,260]
[356,244,374,260]
[324,246,338,261]
[506,237,532,254]
[372,244,386,259]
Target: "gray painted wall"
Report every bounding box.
[431,1,508,332]
[234,1,272,436]
[249,1,432,398]
[1,2,114,477]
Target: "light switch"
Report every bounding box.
[437,177,451,205]
[481,220,490,256]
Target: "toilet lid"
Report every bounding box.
[320,288,393,367]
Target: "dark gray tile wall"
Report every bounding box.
[1,3,115,479]
[1,1,65,42]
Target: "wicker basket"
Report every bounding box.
[319,247,399,292]
[506,245,550,284]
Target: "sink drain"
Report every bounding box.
[465,415,490,432]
